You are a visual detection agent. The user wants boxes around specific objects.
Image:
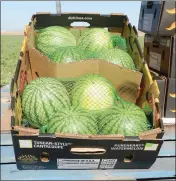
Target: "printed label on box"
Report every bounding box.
[19,140,33,148]
[143,14,153,32]
[57,159,100,169]
[99,159,117,169]
[111,144,145,150]
[149,52,161,71]
[33,141,72,149]
[144,143,159,151]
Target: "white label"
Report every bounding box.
[149,52,161,71]
[143,14,153,31]
[144,143,159,151]
[57,159,100,169]
[99,159,117,169]
[19,140,32,148]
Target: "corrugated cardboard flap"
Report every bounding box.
[12,126,124,140]
[139,128,162,140]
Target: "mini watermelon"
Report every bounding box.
[41,106,98,135]
[94,49,136,70]
[22,77,71,128]
[77,28,113,54]
[49,46,85,63]
[111,34,127,51]
[36,26,76,57]
[99,100,151,136]
[71,74,119,111]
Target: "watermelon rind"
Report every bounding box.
[98,100,151,136]
[94,49,136,70]
[77,28,113,54]
[49,46,85,63]
[44,106,98,135]
[71,74,119,111]
[22,77,71,128]
[36,26,77,57]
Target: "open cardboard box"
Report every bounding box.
[10,13,164,170]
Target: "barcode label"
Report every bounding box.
[99,159,117,169]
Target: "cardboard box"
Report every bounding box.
[144,34,176,78]
[150,71,167,117]
[165,78,176,118]
[138,1,176,36]
[10,13,164,170]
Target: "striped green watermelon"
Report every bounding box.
[36,26,76,57]
[111,34,127,51]
[94,49,136,70]
[71,74,119,111]
[49,46,85,63]
[99,100,151,136]
[77,28,113,54]
[22,77,71,128]
[41,106,98,135]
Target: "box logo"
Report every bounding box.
[18,155,38,164]
[68,16,92,21]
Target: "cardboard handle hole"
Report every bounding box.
[35,72,40,77]
[40,152,50,162]
[70,22,90,27]
[147,46,150,55]
[20,51,24,57]
[152,40,159,48]
[154,9,157,19]
[70,147,106,155]
[147,1,153,9]
[124,154,134,163]
[142,9,144,18]
[162,50,165,60]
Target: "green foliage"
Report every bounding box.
[1,35,23,87]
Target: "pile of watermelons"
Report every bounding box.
[21,26,153,136]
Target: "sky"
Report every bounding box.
[1,1,141,31]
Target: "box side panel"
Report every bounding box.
[12,135,163,170]
[144,34,173,77]
[99,61,142,103]
[170,36,176,78]
[150,71,167,117]
[123,23,144,72]
[138,1,163,35]
[33,13,126,29]
[165,78,176,118]
[158,1,176,36]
